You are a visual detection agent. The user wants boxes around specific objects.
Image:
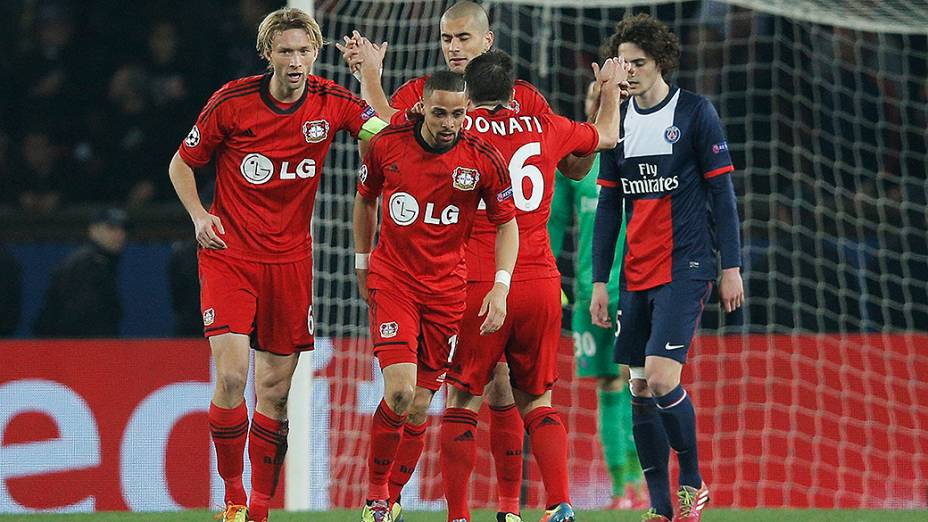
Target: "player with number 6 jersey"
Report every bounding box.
[439,50,629,522]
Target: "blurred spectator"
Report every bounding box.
[14,129,70,214]
[0,244,22,337]
[12,1,87,135]
[34,208,128,337]
[168,238,201,336]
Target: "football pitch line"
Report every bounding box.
[1,509,924,521]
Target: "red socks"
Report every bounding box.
[368,399,408,500]
[440,408,479,521]
[208,401,249,506]
[248,411,288,522]
[525,406,570,508]
[388,419,430,502]
[489,403,524,513]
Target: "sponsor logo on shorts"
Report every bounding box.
[664,342,685,351]
[452,167,479,191]
[379,321,398,338]
[303,119,330,143]
[185,125,200,147]
[202,308,215,326]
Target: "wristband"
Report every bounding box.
[355,253,370,269]
[494,270,511,289]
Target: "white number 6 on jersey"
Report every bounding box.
[509,142,543,211]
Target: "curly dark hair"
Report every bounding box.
[600,13,681,76]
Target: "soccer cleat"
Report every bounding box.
[214,504,248,522]
[362,499,393,522]
[543,502,575,522]
[673,483,710,522]
[391,499,404,522]
[498,512,523,522]
[640,508,671,521]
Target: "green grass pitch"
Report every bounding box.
[1,509,923,521]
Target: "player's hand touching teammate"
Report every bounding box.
[193,210,226,250]
[336,31,386,78]
[590,282,612,329]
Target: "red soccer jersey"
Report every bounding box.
[358,121,515,295]
[464,107,599,282]
[390,75,551,120]
[179,73,375,263]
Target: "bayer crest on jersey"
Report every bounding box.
[303,119,330,143]
[452,167,480,191]
[664,125,681,144]
[379,321,398,338]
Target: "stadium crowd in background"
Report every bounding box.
[0,0,924,336]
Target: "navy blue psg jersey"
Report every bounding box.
[598,86,734,291]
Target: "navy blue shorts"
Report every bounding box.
[613,279,713,367]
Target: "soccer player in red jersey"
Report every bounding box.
[167,8,387,522]
[592,15,744,522]
[438,50,629,522]
[353,71,519,522]
[337,4,593,516]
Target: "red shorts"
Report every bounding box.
[447,277,561,396]
[199,252,314,356]
[368,286,466,391]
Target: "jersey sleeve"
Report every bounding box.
[515,80,552,115]
[390,79,422,112]
[596,147,622,189]
[694,97,735,179]
[327,81,378,139]
[548,114,599,159]
[178,87,234,168]
[357,137,386,201]
[478,145,516,225]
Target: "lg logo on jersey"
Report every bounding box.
[239,153,316,185]
[388,192,459,226]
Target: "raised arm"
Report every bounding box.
[337,32,399,121]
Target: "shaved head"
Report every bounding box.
[442,1,490,33]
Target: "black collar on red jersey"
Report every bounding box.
[413,119,461,154]
[259,73,309,115]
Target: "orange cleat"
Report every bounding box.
[214,503,248,522]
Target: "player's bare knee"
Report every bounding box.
[215,371,247,399]
[486,365,515,407]
[387,388,415,414]
[645,375,679,397]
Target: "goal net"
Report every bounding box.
[294,0,928,511]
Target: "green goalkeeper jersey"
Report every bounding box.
[548,154,626,302]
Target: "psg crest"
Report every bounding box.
[303,119,330,143]
[664,125,681,144]
[452,167,480,191]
